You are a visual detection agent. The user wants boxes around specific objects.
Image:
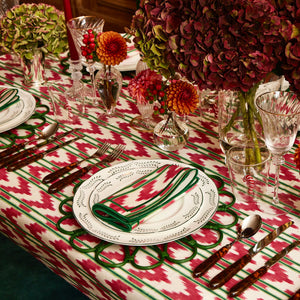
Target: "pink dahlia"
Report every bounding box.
[128,69,163,104]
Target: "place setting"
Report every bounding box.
[0,1,299,300]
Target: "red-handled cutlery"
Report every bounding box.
[193,214,262,278]
[228,240,300,297]
[0,128,78,169]
[208,220,294,289]
[7,136,81,171]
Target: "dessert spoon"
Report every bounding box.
[193,214,262,278]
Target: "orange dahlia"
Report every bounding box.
[166,80,199,115]
[96,31,127,66]
[295,144,300,171]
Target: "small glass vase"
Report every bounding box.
[153,112,189,151]
[65,59,84,105]
[95,65,123,121]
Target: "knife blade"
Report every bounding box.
[228,239,300,297]
[0,129,78,169]
[208,220,294,289]
[7,136,81,171]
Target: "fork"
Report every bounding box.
[48,144,125,194]
[42,142,110,184]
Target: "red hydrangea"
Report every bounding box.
[131,0,297,93]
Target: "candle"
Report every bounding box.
[63,0,79,60]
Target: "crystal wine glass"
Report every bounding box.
[67,16,105,106]
[256,91,300,205]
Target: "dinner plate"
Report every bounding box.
[0,86,36,133]
[73,159,219,246]
[83,34,141,72]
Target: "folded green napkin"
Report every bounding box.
[0,88,20,112]
[92,164,199,232]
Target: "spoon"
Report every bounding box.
[193,214,262,278]
[0,122,59,160]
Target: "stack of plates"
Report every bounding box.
[0,86,36,133]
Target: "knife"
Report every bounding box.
[0,142,30,159]
[0,129,77,169]
[208,220,294,289]
[7,136,81,171]
[228,239,300,297]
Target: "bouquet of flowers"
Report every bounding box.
[131,0,299,94]
[130,0,300,163]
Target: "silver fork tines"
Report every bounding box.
[101,144,125,164]
[47,144,126,194]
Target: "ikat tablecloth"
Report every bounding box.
[0,54,299,300]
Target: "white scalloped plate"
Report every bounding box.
[73,159,219,246]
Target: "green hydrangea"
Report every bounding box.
[0,3,68,59]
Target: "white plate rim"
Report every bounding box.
[0,86,36,133]
[73,159,219,246]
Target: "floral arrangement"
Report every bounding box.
[165,80,199,116]
[0,3,68,59]
[81,31,127,115]
[128,69,198,116]
[130,0,300,163]
[81,30,127,66]
[130,0,299,95]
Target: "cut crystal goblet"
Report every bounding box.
[256,91,300,207]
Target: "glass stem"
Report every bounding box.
[272,154,285,205]
[69,59,83,92]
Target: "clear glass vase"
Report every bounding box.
[218,85,265,155]
[67,16,105,106]
[153,112,189,151]
[95,65,123,121]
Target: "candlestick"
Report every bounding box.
[63,0,79,60]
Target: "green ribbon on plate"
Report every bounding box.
[92,164,199,232]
